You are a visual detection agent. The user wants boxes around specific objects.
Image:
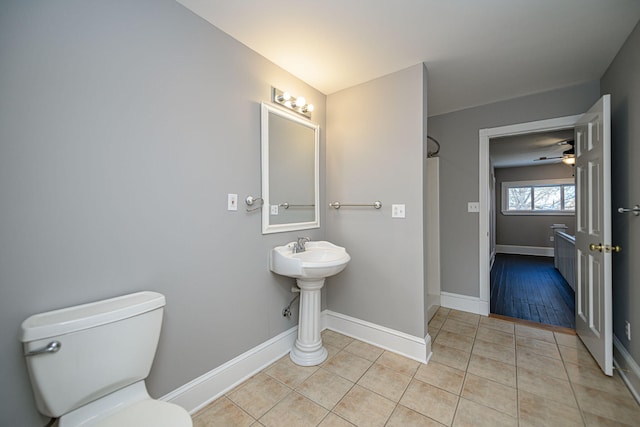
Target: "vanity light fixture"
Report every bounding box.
[272,87,313,118]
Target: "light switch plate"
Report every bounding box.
[227,194,238,211]
[467,202,480,212]
[392,204,406,218]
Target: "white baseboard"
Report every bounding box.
[613,335,640,404]
[441,291,489,316]
[496,244,554,257]
[161,326,297,414]
[321,310,431,364]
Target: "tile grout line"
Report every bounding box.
[452,308,472,426]
[554,332,588,426]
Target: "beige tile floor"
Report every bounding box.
[192,308,640,426]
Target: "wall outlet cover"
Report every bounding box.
[468,202,480,212]
[392,204,406,218]
[270,205,279,215]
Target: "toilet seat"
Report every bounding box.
[93,400,192,427]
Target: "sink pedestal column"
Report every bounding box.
[290,278,327,366]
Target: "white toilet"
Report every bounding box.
[20,291,192,426]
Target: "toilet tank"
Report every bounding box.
[20,291,166,418]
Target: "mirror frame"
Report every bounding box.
[261,102,320,234]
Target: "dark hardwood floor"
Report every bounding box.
[490,253,575,329]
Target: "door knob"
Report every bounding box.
[589,243,603,252]
[589,243,621,253]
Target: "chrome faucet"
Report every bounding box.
[293,237,310,253]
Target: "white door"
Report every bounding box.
[575,94,613,376]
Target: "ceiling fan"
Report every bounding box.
[533,139,575,164]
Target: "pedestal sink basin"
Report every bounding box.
[270,241,351,280]
[270,241,350,366]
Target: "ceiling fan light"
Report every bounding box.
[562,156,576,165]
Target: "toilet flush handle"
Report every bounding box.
[24,341,61,357]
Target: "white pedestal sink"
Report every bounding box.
[270,241,350,366]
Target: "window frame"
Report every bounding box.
[501,178,575,216]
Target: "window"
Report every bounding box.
[502,179,575,215]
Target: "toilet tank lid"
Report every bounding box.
[20,291,166,342]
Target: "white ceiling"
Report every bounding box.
[177,0,640,116]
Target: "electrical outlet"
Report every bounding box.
[467,202,480,212]
[270,204,279,215]
[227,193,238,211]
[625,321,631,341]
[550,235,555,242]
[392,204,406,218]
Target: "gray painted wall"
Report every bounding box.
[325,65,428,338]
[601,21,640,372]
[428,81,600,297]
[494,163,576,248]
[0,1,327,424]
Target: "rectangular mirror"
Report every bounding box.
[261,103,319,234]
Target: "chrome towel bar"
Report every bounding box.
[279,202,315,209]
[329,201,382,209]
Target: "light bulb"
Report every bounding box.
[303,104,314,113]
[294,96,306,107]
[276,91,291,103]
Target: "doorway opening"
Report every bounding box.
[478,115,582,327]
[489,129,577,328]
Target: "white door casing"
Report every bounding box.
[575,94,613,376]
